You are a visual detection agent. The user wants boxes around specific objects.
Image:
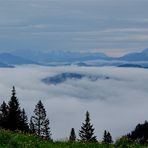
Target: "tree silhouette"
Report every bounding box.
[19,108,29,132]
[7,86,22,131]
[102,130,113,144]
[69,128,76,142]
[42,118,51,139]
[0,101,9,129]
[127,121,148,143]
[31,100,51,139]
[79,111,97,142]
[29,117,35,134]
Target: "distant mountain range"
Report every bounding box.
[117,48,148,61]
[0,53,37,66]
[13,48,148,63]
[0,52,40,67]
[0,48,148,68]
[12,50,109,63]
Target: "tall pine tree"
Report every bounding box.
[19,108,29,132]
[69,128,76,142]
[79,111,97,142]
[31,100,51,140]
[42,118,51,139]
[102,130,113,144]
[7,86,22,131]
[0,101,9,129]
[29,117,35,134]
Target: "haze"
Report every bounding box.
[0,0,148,55]
[0,65,148,140]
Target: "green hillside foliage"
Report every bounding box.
[0,129,148,148]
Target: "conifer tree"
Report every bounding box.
[7,86,22,131]
[103,130,108,143]
[69,128,76,142]
[0,101,9,129]
[31,100,51,139]
[102,130,113,144]
[127,121,148,143]
[29,117,36,134]
[19,108,29,132]
[42,118,52,140]
[79,111,97,142]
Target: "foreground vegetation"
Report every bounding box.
[1,87,148,147]
[0,130,148,148]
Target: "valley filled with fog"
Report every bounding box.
[0,65,148,140]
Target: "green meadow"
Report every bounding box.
[0,129,147,148]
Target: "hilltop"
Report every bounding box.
[0,129,148,148]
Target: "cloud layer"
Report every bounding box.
[0,0,148,54]
[0,65,148,140]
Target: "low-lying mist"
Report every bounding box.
[0,65,148,140]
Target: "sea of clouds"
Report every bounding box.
[0,65,148,140]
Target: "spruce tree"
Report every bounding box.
[79,111,97,142]
[0,101,9,129]
[127,121,148,143]
[19,108,29,132]
[69,128,76,142]
[102,130,113,144]
[7,86,22,131]
[107,132,113,144]
[29,117,35,134]
[103,130,108,143]
[42,118,52,140]
[31,100,51,139]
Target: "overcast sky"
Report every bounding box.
[0,0,148,56]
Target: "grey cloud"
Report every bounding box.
[0,65,148,140]
[0,0,148,52]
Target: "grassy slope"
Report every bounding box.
[0,129,147,148]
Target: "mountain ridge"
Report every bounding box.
[0,48,148,67]
[117,48,148,61]
[0,52,37,67]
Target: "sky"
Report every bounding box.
[0,0,148,56]
[0,65,148,140]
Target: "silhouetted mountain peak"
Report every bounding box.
[118,48,148,61]
[0,52,37,65]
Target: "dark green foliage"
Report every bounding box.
[115,136,146,148]
[31,100,51,140]
[42,118,51,140]
[127,121,148,143]
[102,130,113,144]
[29,117,36,134]
[79,111,97,142]
[1,129,148,148]
[0,129,108,148]
[0,87,29,133]
[0,101,9,129]
[69,128,76,142]
[7,86,22,131]
[19,108,29,132]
